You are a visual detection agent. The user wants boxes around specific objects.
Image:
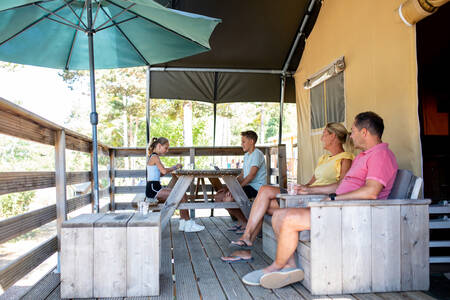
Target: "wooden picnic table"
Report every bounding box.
[160,169,251,230]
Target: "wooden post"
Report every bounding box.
[278,144,287,188]
[265,147,271,184]
[189,147,196,218]
[55,129,67,273]
[109,149,115,212]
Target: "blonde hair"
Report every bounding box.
[325,123,354,152]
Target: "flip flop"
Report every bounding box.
[220,255,253,263]
[227,224,242,231]
[235,228,246,234]
[229,240,253,250]
[260,268,305,289]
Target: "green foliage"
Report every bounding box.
[0,191,35,218]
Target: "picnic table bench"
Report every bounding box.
[61,212,161,298]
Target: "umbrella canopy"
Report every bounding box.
[0,0,220,212]
[0,0,220,69]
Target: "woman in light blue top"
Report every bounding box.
[146,137,204,232]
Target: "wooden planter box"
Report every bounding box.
[61,212,160,299]
[263,199,430,295]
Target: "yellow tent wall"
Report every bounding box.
[295,0,422,183]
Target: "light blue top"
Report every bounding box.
[147,154,161,182]
[243,148,267,191]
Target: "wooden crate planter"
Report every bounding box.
[263,199,431,295]
[61,212,161,299]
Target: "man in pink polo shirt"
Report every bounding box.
[241,111,398,288]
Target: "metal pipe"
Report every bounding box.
[149,67,294,76]
[146,67,151,144]
[213,103,217,147]
[278,76,286,144]
[282,0,316,73]
[87,0,100,213]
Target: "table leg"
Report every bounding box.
[222,176,251,219]
[160,175,194,230]
[167,174,178,189]
[200,178,209,203]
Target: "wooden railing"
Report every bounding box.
[0,97,112,291]
[111,145,287,197]
[0,97,288,291]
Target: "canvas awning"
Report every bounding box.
[149,0,322,104]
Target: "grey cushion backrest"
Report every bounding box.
[388,169,416,199]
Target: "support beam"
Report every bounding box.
[278,76,286,144]
[109,149,115,212]
[55,130,67,273]
[146,67,151,144]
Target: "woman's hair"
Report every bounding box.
[148,137,169,152]
[325,123,354,152]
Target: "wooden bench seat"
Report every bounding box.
[262,169,430,295]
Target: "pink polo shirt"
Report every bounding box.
[336,143,398,199]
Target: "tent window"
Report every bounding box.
[310,72,345,129]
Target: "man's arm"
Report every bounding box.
[239,166,259,187]
[334,179,383,200]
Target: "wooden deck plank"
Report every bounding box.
[196,218,252,300]
[219,217,318,300]
[353,293,384,300]
[182,220,227,300]
[170,219,201,300]
[21,268,60,300]
[44,285,61,300]
[212,217,305,299]
[202,217,279,299]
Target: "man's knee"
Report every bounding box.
[272,208,287,226]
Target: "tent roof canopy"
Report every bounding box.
[149,0,321,104]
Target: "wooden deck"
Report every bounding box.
[21,216,437,300]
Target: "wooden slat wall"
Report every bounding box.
[0,98,110,154]
[115,186,146,194]
[0,236,57,291]
[0,171,110,195]
[113,146,272,157]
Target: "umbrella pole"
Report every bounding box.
[87,0,100,213]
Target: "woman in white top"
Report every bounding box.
[146,137,204,232]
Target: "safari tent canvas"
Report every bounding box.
[294,0,449,194]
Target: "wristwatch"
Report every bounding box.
[328,193,337,201]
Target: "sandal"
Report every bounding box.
[220,255,253,263]
[235,228,246,234]
[229,240,253,250]
[227,224,242,231]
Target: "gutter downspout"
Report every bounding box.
[399,0,449,26]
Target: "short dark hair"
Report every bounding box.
[241,130,258,143]
[354,111,384,138]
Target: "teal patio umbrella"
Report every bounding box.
[0,0,220,212]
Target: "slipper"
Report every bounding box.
[220,255,253,263]
[260,268,304,289]
[229,240,253,250]
[242,269,265,286]
[227,224,242,231]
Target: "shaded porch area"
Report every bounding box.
[22,216,437,300]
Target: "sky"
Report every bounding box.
[0,64,89,127]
